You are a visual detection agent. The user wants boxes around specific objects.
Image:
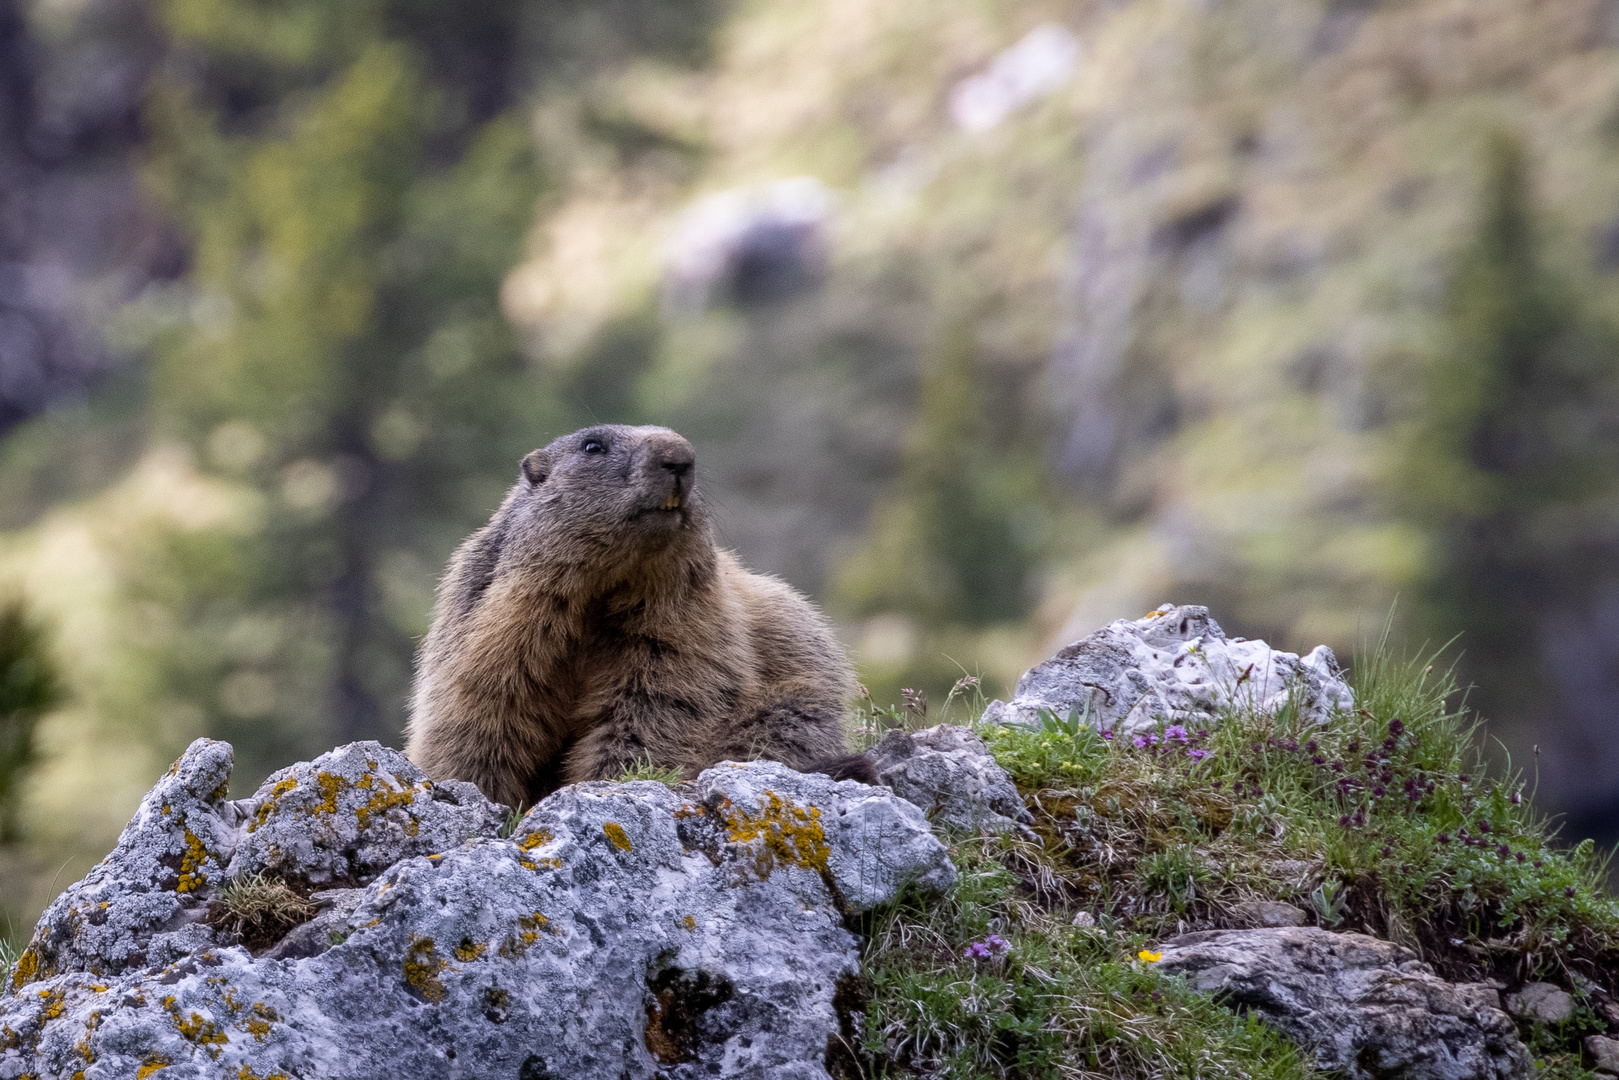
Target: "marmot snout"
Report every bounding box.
[405,424,863,808]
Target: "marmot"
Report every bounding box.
[405,424,871,808]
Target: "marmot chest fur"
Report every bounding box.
[404,424,862,808]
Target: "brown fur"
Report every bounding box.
[404,424,859,808]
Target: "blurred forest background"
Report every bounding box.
[4,0,1619,934]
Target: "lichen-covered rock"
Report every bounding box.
[7,738,238,987]
[981,604,1354,734]
[1,754,953,1079]
[692,759,958,912]
[869,724,1031,835]
[1156,927,1532,1080]
[227,741,504,885]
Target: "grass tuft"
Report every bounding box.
[210,872,315,949]
[851,642,1619,1077]
[615,757,687,787]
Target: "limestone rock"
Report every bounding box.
[1503,982,1576,1026]
[1229,900,1308,928]
[981,604,1354,734]
[869,724,1031,835]
[7,738,238,984]
[1586,1034,1619,1075]
[1155,927,1531,1080]
[2,744,954,1079]
[226,740,505,885]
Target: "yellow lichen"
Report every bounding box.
[497,912,551,957]
[403,936,447,1002]
[314,772,344,815]
[354,781,417,828]
[453,938,486,962]
[175,1010,228,1050]
[722,792,829,877]
[10,946,40,991]
[136,1054,172,1078]
[174,828,211,892]
[248,778,298,833]
[515,828,554,851]
[682,915,697,932]
[38,988,65,1020]
[602,822,633,852]
[239,1001,279,1040]
[236,1066,292,1080]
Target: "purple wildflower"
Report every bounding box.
[1388,718,1405,737]
[1188,748,1209,761]
[1101,729,1114,740]
[1165,724,1188,741]
[1133,735,1149,749]
[965,934,1010,960]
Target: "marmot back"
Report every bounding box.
[405,424,863,808]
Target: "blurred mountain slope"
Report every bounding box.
[501,0,1619,815]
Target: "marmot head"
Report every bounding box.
[509,425,710,579]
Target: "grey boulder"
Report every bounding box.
[2,744,954,1080]
[1155,927,1531,1080]
[869,724,1030,835]
[982,603,1354,733]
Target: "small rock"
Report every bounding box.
[1156,927,1531,1080]
[1586,1035,1619,1075]
[869,724,1031,835]
[227,740,505,885]
[981,604,1353,733]
[1504,982,1576,1026]
[1072,911,1097,928]
[1230,900,1308,927]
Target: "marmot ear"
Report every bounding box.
[520,449,550,486]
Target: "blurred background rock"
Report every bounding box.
[3,0,1619,934]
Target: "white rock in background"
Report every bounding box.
[981,603,1353,734]
[3,742,954,1079]
[949,24,1079,133]
[663,177,833,310]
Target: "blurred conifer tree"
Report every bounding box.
[131,0,718,784]
[0,600,60,843]
[1397,133,1619,725]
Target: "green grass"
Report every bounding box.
[614,757,688,787]
[852,644,1619,1078]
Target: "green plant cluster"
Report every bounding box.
[852,646,1619,1078]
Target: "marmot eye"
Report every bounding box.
[582,440,606,454]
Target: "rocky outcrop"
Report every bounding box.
[1155,927,1532,1080]
[869,723,1030,835]
[981,604,1354,733]
[1,742,954,1079]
